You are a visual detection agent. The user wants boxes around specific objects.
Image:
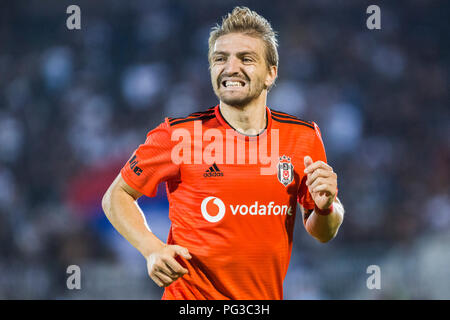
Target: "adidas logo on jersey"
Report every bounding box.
[204,163,223,177]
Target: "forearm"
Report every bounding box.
[102,186,164,258]
[304,198,344,243]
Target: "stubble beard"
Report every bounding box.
[213,76,266,108]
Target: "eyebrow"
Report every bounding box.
[212,50,259,58]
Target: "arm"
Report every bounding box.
[302,156,344,243]
[302,197,344,243]
[102,173,164,258]
[102,173,191,287]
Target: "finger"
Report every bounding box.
[172,245,192,259]
[310,177,337,192]
[165,256,189,275]
[303,156,313,170]
[304,160,332,173]
[150,273,165,287]
[305,160,332,173]
[308,177,327,191]
[157,262,180,279]
[306,169,334,186]
[313,183,336,195]
[155,271,175,287]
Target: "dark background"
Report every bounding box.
[0,0,449,299]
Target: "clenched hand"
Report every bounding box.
[303,156,338,210]
[147,244,192,287]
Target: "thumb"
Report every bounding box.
[304,155,313,171]
[172,245,192,259]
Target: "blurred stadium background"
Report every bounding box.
[0,0,449,299]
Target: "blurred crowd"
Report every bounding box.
[0,0,448,299]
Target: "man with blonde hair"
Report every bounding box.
[102,6,344,300]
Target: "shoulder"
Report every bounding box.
[145,106,217,141]
[166,106,217,127]
[270,108,325,147]
[270,108,315,130]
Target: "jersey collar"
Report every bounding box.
[214,104,273,140]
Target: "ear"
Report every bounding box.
[265,65,278,88]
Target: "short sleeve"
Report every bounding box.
[297,122,328,211]
[120,120,179,197]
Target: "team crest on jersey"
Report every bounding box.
[277,155,294,187]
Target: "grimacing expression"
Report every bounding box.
[210,33,276,107]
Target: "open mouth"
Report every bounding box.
[221,80,246,88]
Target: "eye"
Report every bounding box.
[243,57,253,63]
[214,56,225,62]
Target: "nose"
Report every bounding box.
[223,55,241,74]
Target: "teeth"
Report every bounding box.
[225,81,243,87]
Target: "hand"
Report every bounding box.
[303,156,337,210]
[146,244,192,287]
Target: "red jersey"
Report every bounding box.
[120,105,327,300]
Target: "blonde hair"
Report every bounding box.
[208,7,279,80]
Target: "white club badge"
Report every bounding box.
[277,155,294,187]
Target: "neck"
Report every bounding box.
[219,93,267,136]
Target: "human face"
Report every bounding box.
[210,33,277,107]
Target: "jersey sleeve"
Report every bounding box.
[297,122,328,211]
[120,119,179,197]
